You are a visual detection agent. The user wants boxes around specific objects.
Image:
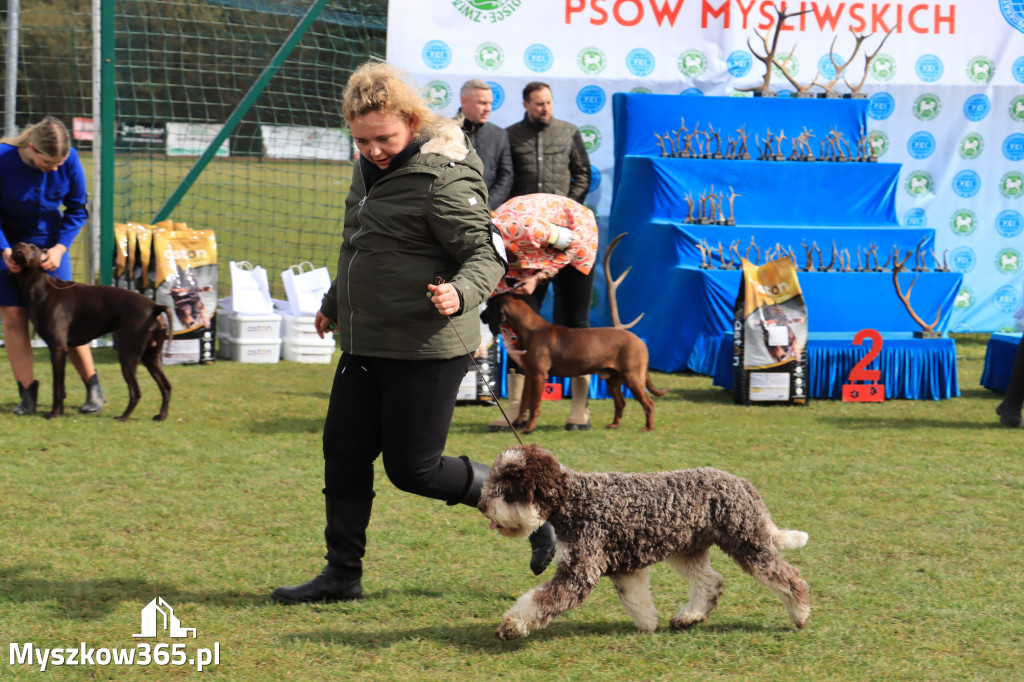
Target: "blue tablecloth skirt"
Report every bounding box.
[980,332,1022,393]
[713,332,959,400]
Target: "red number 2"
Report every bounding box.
[848,329,883,383]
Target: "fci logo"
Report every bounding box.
[959,133,984,160]
[475,42,504,71]
[913,94,941,121]
[870,54,896,81]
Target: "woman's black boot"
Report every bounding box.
[454,456,556,576]
[272,495,372,604]
[12,380,38,416]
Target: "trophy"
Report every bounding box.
[736,3,813,97]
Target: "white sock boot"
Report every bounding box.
[565,375,591,431]
[489,373,524,432]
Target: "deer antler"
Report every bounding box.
[771,43,821,95]
[603,233,644,329]
[818,31,869,95]
[846,24,899,94]
[736,3,813,95]
[893,250,941,331]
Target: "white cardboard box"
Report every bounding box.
[218,336,282,363]
[282,339,335,363]
[216,308,282,340]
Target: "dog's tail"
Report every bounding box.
[157,305,173,355]
[771,526,809,550]
[646,371,668,397]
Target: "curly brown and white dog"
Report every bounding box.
[478,444,810,640]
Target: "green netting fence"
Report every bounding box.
[2,0,386,296]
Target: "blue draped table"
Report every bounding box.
[712,332,960,400]
[602,265,963,375]
[981,332,1022,393]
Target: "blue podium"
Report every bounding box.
[599,93,961,399]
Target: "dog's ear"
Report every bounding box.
[506,444,565,510]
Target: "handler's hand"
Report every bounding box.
[314,311,337,339]
[512,271,546,295]
[41,244,67,272]
[1,248,16,273]
[427,282,460,317]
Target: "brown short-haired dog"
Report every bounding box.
[10,242,172,421]
[478,444,811,640]
[480,293,666,433]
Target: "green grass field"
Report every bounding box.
[0,333,1021,680]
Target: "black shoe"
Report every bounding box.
[271,569,363,604]
[996,402,1022,427]
[12,380,38,416]
[80,373,105,414]
[528,522,556,575]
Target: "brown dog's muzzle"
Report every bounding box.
[11,242,45,268]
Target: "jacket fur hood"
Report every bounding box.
[420,117,470,162]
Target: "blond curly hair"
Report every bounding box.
[341,61,453,143]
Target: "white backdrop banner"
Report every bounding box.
[387,1,1024,333]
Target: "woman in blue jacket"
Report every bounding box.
[0,117,105,415]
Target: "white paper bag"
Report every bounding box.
[281,261,332,316]
[229,261,274,314]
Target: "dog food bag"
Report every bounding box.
[731,256,809,405]
[126,226,139,292]
[133,224,155,298]
[113,223,130,288]
[153,229,218,365]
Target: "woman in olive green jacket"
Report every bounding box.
[272,62,556,606]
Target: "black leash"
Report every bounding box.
[433,277,523,445]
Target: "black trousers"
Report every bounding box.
[322,352,476,504]
[525,265,595,329]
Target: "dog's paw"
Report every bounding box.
[496,619,527,641]
[669,613,706,630]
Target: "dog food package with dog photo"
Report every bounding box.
[731,256,809,405]
[153,229,218,365]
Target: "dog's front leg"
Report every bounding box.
[496,563,600,640]
[46,345,68,419]
[519,372,546,434]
